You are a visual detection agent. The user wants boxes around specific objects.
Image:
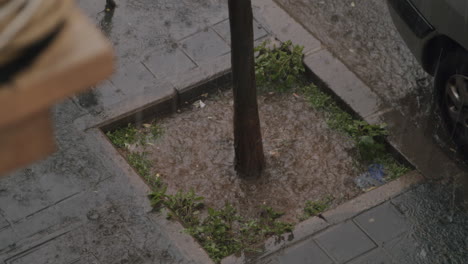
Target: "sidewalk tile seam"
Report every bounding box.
[211,21,230,46]
[16,192,81,223]
[341,247,379,264]
[177,46,200,69]
[313,221,377,263]
[179,29,231,64]
[3,225,78,264]
[312,237,339,264]
[255,232,328,263]
[379,233,421,263]
[275,239,335,264]
[0,211,12,230]
[140,61,158,79]
[254,16,272,36]
[7,219,84,256]
[343,247,395,264]
[175,26,211,42]
[353,201,411,247]
[351,218,382,249]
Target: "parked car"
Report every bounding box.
[388,0,468,149]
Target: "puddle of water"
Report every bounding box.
[392,183,468,263]
[134,89,361,221]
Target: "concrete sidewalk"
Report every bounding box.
[233,180,468,264]
[0,0,467,264]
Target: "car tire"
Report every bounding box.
[435,48,468,152]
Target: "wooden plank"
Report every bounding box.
[0,7,114,128]
[0,110,55,175]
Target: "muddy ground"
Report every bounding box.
[131,88,362,222]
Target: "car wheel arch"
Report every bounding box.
[422,35,464,76]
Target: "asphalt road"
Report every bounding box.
[273,1,468,262]
[274,0,434,126]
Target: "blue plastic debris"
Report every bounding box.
[354,164,386,191]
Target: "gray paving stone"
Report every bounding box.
[143,48,197,79]
[0,214,8,229]
[70,255,101,264]
[111,61,159,97]
[314,221,376,263]
[383,235,426,264]
[212,18,268,44]
[354,202,409,245]
[4,232,82,264]
[0,171,80,222]
[75,81,124,113]
[347,248,393,264]
[93,80,126,108]
[0,227,17,251]
[304,50,382,118]
[12,207,61,240]
[277,239,333,264]
[180,29,231,63]
[252,0,322,54]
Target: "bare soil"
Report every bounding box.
[135,89,361,222]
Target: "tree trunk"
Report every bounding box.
[228,0,265,178]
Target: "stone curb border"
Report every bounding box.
[72,0,435,263]
[221,171,423,264]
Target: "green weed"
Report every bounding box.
[127,152,152,178]
[186,204,292,263]
[107,122,164,148]
[146,184,292,263]
[255,40,305,92]
[149,123,164,139]
[376,155,411,181]
[187,204,242,262]
[165,190,205,226]
[300,196,333,221]
[106,123,138,148]
[301,84,410,180]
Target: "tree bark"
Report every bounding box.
[228,0,265,178]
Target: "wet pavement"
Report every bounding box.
[272,0,456,150]
[253,183,468,264]
[1,0,467,263]
[0,0,242,263]
[267,0,468,263]
[274,0,432,117]
[0,99,194,264]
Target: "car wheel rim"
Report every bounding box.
[444,74,468,142]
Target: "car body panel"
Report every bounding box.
[414,0,468,50]
[387,0,436,69]
[388,0,468,74]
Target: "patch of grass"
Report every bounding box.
[137,123,164,145]
[300,196,333,221]
[301,84,410,180]
[149,124,164,139]
[188,204,242,261]
[376,155,411,181]
[165,190,204,226]
[106,123,138,148]
[255,40,305,92]
[147,176,166,209]
[187,204,292,263]
[127,152,152,178]
[147,184,292,263]
[107,122,164,148]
